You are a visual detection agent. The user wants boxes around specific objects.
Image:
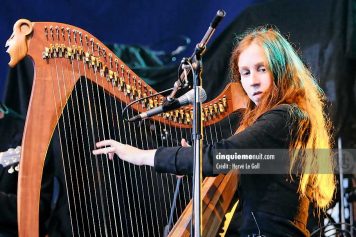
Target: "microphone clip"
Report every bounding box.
[161,98,181,112]
[166,57,192,101]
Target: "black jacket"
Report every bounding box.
[154,104,311,237]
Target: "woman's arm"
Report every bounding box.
[155,105,293,176]
[93,105,293,176]
[92,138,191,167]
[92,139,156,166]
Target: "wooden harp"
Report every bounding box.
[6,19,247,236]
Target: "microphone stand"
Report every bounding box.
[191,44,203,237]
[189,9,225,237]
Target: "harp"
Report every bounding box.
[6,19,247,236]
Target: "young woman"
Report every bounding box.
[93,26,335,236]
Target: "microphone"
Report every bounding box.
[166,10,226,102]
[128,88,207,122]
[210,9,226,29]
[197,10,226,49]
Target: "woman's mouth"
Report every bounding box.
[253,91,262,96]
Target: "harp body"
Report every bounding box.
[6,19,247,236]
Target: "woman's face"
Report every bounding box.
[238,42,273,105]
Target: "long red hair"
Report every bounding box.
[230,26,335,208]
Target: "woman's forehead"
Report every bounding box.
[238,43,268,67]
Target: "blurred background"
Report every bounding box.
[0,0,264,97]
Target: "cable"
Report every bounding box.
[121,87,173,121]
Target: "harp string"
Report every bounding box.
[85,46,113,237]
[49,57,76,236]
[213,123,219,142]
[95,73,120,237]
[56,56,86,236]
[170,119,185,218]
[151,119,169,226]
[138,115,159,233]
[127,103,150,235]
[69,49,96,236]
[130,105,158,235]
[124,105,146,235]
[113,89,133,236]
[156,119,175,222]
[12,21,246,237]
[79,44,106,236]
[162,121,179,221]
[177,123,191,212]
[46,25,238,237]
[72,54,103,237]
[148,119,168,237]
[144,94,170,227]
[64,54,99,236]
[182,124,192,200]
[104,70,130,236]
[64,56,95,236]
[113,92,136,236]
[138,113,161,235]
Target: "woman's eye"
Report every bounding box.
[241,71,250,76]
[258,67,266,72]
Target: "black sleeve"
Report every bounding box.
[0,163,18,232]
[154,105,293,176]
[0,160,54,236]
[0,191,17,229]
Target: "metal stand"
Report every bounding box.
[191,44,204,237]
[338,137,346,232]
[189,10,226,237]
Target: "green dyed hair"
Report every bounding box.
[230,26,335,209]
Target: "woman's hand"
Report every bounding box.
[92,139,156,167]
[181,138,190,147]
[174,138,191,179]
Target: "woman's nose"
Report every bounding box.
[250,73,260,87]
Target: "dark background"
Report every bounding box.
[0,0,264,97]
[1,0,355,145]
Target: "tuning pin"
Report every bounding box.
[15,164,19,172]
[8,166,14,174]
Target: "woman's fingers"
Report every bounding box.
[96,139,117,148]
[177,139,190,178]
[181,138,191,147]
[91,139,155,167]
[92,146,116,155]
[93,139,123,157]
